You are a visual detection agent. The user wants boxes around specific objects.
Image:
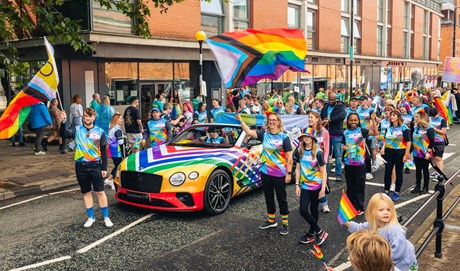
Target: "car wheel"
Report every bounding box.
[204,169,232,215]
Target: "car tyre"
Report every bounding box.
[204,169,232,215]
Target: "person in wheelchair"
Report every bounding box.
[204,127,226,144]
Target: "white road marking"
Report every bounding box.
[48,188,80,195]
[0,195,47,211]
[365,182,384,187]
[333,261,352,271]
[77,213,154,254]
[394,193,431,209]
[445,224,460,231]
[448,143,456,146]
[10,255,71,271]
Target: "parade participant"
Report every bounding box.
[193,102,209,124]
[357,95,376,179]
[288,95,300,114]
[237,98,251,114]
[398,102,414,174]
[411,96,429,116]
[144,107,172,147]
[181,102,193,131]
[59,108,113,228]
[95,95,115,136]
[311,98,324,114]
[273,99,285,115]
[89,93,100,112]
[210,98,225,122]
[345,193,418,271]
[105,113,125,190]
[379,105,397,192]
[70,94,83,126]
[342,113,378,214]
[30,102,53,155]
[345,96,359,118]
[411,112,434,194]
[251,95,262,114]
[42,98,65,153]
[381,110,412,202]
[429,107,447,174]
[151,93,165,112]
[123,97,144,153]
[261,99,270,114]
[294,127,328,245]
[236,112,293,235]
[316,87,327,99]
[284,102,296,115]
[10,126,25,147]
[321,93,346,182]
[327,230,401,271]
[308,112,330,213]
[170,89,183,117]
[203,126,226,144]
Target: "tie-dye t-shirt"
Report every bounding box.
[74,125,107,163]
[411,104,429,116]
[401,113,413,127]
[293,149,325,190]
[147,118,168,146]
[357,107,374,129]
[383,124,411,150]
[257,131,292,177]
[378,118,390,148]
[342,127,369,166]
[430,116,447,143]
[108,125,124,158]
[412,126,434,158]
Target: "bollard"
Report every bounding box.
[434,174,445,258]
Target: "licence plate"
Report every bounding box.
[126,191,150,201]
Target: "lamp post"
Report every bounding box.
[195,31,206,103]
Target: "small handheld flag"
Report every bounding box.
[310,243,327,268]
[337,191,359,225]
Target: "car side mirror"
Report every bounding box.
[247,139,261,148]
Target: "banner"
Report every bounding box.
[442,57,460,83]
[214,112,309,131]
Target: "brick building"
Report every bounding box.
[2,0,443,118]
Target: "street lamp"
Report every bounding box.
[195,30,206,102]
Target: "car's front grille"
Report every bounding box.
[120,171,163,193]
[118,193,175,207]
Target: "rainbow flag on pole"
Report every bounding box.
[0,37,59,139]
[310,243,328,268]
[206,28,308,89]
[337,191,359,225]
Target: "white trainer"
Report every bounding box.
[84,217,95,228]
[322,205,331,213]
[365,173,373,180]
[104,178,113,186]
[104,217,113,228]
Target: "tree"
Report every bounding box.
[0,0,197,80]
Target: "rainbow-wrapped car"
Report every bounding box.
[114,124,262,215]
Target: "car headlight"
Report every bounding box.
[188,171,199,180]
[169,172,186,186]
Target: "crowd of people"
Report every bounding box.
[8,84,457,271]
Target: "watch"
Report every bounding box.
[287,171,292,175]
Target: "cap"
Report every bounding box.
[208,126,218,133]
[298,127,318,141]
[350,96,358,100]
[359,95,368,100]
[151,107,161,113]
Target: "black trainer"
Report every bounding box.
[259,221,277,230]
[420,187,429,194]
[279,224,289,235]
[299,232,315,244]
[411,186,421,194]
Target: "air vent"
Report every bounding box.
[312,57,319,62]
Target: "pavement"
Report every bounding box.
[1,136,460,270]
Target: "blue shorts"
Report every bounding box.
[75,162,104,193]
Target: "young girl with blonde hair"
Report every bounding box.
[345,193,417,271]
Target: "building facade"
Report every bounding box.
[3,0,443,118]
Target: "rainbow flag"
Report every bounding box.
[206,28,307,89]
[433,96,452,125]
[310,243,327,268]
[0,37,59,139]
[337,191,359,225]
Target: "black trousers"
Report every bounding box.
[299,188,321,234]
[365,138,372,174]
[34,127,45,152]
[384,148,405,192]
[261,172,289,216]
[110,157,123,178]
[414,156,430,189]
[345,164,366,211]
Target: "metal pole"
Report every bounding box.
[199,40,204,102]
[434,175,446,258]
[349,0,354,98]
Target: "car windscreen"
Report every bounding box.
[169,125,242,148]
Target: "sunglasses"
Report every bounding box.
[86,128,91,138]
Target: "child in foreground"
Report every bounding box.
[345,193,417,271]
[327,229,401,271]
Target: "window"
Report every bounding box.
[386,28,391,57]
[387,0,392,24]
[377,0,384,22]
[307,0,317,3]
[341,18,350,53]
[201,0,224,37]
[354,0,361,16]
[353,21,361,54]
[288,4,301,29]
[423,36,428,60]
[404,2,410,29]
[233,0,249,31]
[377,26,383,56]
[342,0,349,13]
[307,10,317,50]
[403,32,409,58]
[423,10,428,35]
